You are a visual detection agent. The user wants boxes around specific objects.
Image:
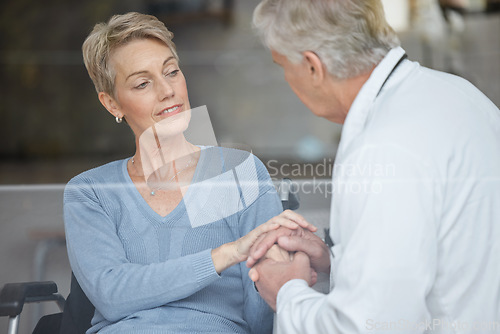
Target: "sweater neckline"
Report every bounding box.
[120,147,206,223]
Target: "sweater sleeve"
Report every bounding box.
[236,156,283,334]
[63,177,221,322]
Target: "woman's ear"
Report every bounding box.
[98,92,122,119]
[303,51,325,87]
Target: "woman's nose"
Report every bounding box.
[157,78,174,100]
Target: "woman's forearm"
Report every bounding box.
[211,242,240,274]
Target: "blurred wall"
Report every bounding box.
[1,0,498,178]
[0,0,343,175]
[0,0,138,160]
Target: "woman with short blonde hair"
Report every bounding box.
[65,12,315,334]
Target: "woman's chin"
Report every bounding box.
[154,110,191,137]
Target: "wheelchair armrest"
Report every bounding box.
[0,281,62,317]
[278,178,300,211]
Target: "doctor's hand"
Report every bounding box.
[211,210,316,274]
[247,223,331,274]
[248,252,315,311]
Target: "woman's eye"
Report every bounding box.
[166,69,180,77]
[136,81,149,89]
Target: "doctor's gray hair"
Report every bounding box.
[253,0,400,79]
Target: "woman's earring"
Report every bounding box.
[115,116,123,124]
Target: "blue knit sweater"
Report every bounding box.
[63,147,281,333]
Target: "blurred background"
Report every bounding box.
[0,0,499,333]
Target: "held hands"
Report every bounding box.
[211,210,317,274]
[249,252,315,311]
[245,211,331,311]
[263,244,293,262]
[247,215,331,274]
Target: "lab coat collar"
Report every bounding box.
[337,47,407,157]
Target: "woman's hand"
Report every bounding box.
[263,244,293,262]
[211,210,317,274]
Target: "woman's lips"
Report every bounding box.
[156,104,183,118]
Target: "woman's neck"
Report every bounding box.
[132,133,199,178]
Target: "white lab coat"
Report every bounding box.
[275,47,500,334]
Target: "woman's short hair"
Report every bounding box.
[253,0,400,79]
[82,12,178,96]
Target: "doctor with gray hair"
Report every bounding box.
[247,0,500,333]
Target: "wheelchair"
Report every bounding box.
[0,178,299,334]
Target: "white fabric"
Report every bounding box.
[275,47,500,334]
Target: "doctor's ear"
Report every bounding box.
[98,92,122,119]
[303,51,325,85]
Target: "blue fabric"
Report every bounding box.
[63,147,281,333]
